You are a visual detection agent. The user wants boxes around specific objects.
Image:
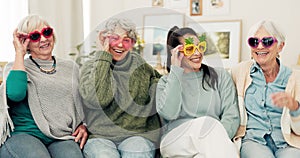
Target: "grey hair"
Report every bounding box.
[17,14,56,42]
[104,18,137,42]
[247,19,285,45]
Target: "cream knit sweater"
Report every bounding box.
[231,60,300,149]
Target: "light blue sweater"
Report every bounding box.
[156,65,240,139]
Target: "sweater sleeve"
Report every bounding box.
[290,103,300,117]
[217,68,240,139]
[6,70,27,102]
[288,70,300,135]
[156,65,184,120]
[79,51,115,108]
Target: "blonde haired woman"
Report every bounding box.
[0,15,87,158]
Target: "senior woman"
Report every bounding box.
[0,15,87,158]
[79,18,162,158]
[231,19,300,158]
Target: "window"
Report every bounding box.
[0,0,28,62]
[82,0,90,39]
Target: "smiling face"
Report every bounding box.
[250,26,284,67]
[28,25,55,60]
[108,26,134,61]
[179,33,203,72]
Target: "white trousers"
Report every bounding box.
[160,116,239,158]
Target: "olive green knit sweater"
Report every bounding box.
[79,51,162,145]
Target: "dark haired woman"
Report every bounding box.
[156,26,240,157]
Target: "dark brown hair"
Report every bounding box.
[166,26,218,90]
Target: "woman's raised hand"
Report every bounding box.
[171,45,184,67]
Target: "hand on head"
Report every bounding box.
[13,29,30,57]
[99,30,112,52]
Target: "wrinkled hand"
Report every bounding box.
[98,30,111,53]
[271,92,299,111]
[72,124,88,149]
[13,29,29,57]
[171,45,184,67]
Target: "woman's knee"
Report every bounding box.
[119,136,155,151]
[241,140,274,158]
[0,134,50,158]
[48,140,83,158]
[83,138,119,158]
[119,136,156,157]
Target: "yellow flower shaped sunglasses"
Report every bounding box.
[179,34,207,56]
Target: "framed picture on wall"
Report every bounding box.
[190,0,203,16]
[143,13,184,72]
[186,20,241,68]
[203,0,230,15]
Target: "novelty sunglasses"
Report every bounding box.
[28,27,53,42]
[108,34,134,50]
[180,42,207,56]
[248,37,277,48]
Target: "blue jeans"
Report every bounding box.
[241,135,300,158]
[0,133,83,158]
[83,136,156,158]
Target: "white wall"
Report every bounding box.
[229,0,300,67]
[29,0,84,60]
[86,0,300,68]
[5,0,298,67]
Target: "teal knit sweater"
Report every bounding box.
[156,65,240,139]
[79,51,162,145]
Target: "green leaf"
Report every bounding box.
[198,33,206,42]
[198,34,206,42]
[184,37,194,45]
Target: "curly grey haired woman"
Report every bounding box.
[79,18,162,158]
